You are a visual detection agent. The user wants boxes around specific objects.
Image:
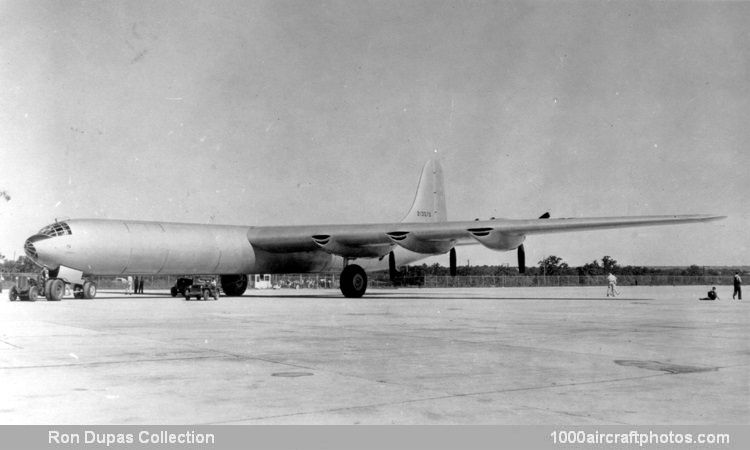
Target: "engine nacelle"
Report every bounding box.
[467,228,525,251]
[311,235,390,258]
[386,231,454,254]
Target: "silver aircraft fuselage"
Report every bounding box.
[26,219,336,276]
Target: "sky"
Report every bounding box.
[1,0,748,268]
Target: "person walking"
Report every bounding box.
[733,272,742,300]
[126,276,133,295]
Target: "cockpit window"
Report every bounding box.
[38,222,72,237]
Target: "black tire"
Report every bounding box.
[184,293,190,301]
[28,286,38,301]
[220,274,248,296]
[44,279,53,299]
[48,279,64,301]
[83,281,96,299]
[340,264,367,298]
[170,287,177,297]
[202,290,210,301]
[9,287,18,302]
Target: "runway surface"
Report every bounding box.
[0,286,747,424]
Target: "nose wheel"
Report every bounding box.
[340,264,367,298]
[46,279,64,301]
[82,281,97,299]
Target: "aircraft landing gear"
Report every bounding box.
[340,264,367,298]
[220,274,248,297]
[73,281,97,299]
[46,279,64,301]
[43,266,95,301]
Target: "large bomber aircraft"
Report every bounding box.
[24,159,723,300]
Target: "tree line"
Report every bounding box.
[397,255,740,278]
[0,255,39,274]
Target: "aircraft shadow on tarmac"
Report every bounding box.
[89,291,648,301]
[63,290,650,302]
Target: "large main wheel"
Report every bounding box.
[47,279,64,301]
[340,264,367,298]
[28,286,38,301]
[83,281,96,299]
[44,279,53,299]
[220,274,248,297]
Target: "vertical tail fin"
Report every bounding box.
[401,159,447,223]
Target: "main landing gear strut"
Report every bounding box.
[38,278,96,301]
[340,264,367,298]
[43,266,97,300]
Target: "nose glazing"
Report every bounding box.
[24,234,51,262]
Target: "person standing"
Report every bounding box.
[39,267,49,295]
[126,276,133,295]
[606,273,620,297]
[138,277,144,294]
[134,276,139,294]
[733,272,742,300]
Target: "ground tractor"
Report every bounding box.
[8,275,43,301]
[170,277,194,297]
[8,273,96,301]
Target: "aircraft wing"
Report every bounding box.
[249,214,724,257]
[466,214,725,236]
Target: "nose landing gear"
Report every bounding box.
[72,281,97,299]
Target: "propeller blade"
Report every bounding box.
[518,244,526,274]
[449,248,457,277]
[539,212,550,219]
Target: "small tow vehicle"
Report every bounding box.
[184,278,219,301]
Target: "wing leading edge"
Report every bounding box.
[248,214,724,257]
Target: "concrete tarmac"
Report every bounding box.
[0,286,747,424]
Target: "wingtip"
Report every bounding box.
[694,214,727,222]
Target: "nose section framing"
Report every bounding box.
[24,234,52,265]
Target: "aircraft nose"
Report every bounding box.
[24,234,51,263]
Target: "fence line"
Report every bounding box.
[1,272,737,292]
[420,274,734,288]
